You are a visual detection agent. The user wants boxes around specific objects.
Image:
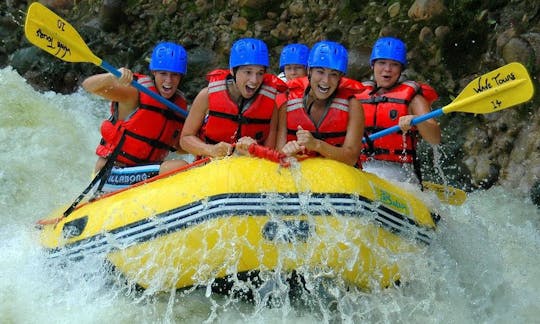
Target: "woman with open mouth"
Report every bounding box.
[277,40,365,168]
[177,37,287,161]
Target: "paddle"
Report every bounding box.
[422,181,466,206]
[363,62,533,205]
[366,62,534,141]
[24,2,187,118]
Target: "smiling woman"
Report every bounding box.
[174,37,287,163]
[276,40,366,167]
[80,41,190,194]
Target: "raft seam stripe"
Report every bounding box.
[46,193,434,259]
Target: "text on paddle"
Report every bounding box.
[474,71,517,110]
[473,71,516,93]
[34,28,71,59]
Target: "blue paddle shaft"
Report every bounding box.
[100,60,187,117]
[365,108,444,142]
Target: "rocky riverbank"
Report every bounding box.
[2,0,540,205]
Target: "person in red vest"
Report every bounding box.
[82,41,189,193]
[178,38,287,159]
[358,36,441,184]
[275,43,309,109]
[276,41,365,167]
[277,43,309,82]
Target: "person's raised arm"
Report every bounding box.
[82,67,138,103]
[82,67,139,119]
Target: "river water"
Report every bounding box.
[1,66,539,323]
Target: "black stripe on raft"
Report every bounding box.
[47,193,437,260]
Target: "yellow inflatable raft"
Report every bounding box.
[38,156,438,292]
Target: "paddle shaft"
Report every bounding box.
[366,109,443,142]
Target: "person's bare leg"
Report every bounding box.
[159,159,188,174]
[94,157,108,173]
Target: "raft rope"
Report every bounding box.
[247,144,292,167]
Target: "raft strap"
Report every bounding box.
[62,136,125,218]
[62,156,115,217]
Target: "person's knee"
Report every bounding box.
[94,157,107,173]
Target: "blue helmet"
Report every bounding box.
[279,43,309,71]
[370,37,407,67]
[308,41,348,74]
[229,38,270,69]
[149,42,188,74]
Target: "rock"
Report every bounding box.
[378,26,401,38]
[531,181,540,208]
[99,0,124,32]
[521,32,540,67]
[230,16,248,32]
[40,0,74,10]
[279,9,289,21]
[63,71,78,92]
[501,120,540,194]
[434,26,450,39]
[195,0,210,12]
[164,0,178,15]
[267,12,278,19]
[239,0,270,9]
[419,27,434,44]
[502,37,533,65]
[463,156,477,176]
[388,3,400,18]
[347,48,371,81]
[270,22,297,41]
[183,46,217,91]
[475,159,500,189]
[496,28,517,49]
[9,47,41,72]
[463,127,489,152]
[254,19,276,33]
[288,1,305,18]
[347,25,367,50]
[408,0,445,21]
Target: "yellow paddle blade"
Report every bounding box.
[24,2,101,65]
[422,181,467,206]
[443,62,534,115]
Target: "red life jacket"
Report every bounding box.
[357,80,438,163]
[285,76,364,151]
[201,69,287,144]
[95,74,188,166]
[275,91,288,110]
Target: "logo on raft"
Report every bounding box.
[106,170,159,185]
